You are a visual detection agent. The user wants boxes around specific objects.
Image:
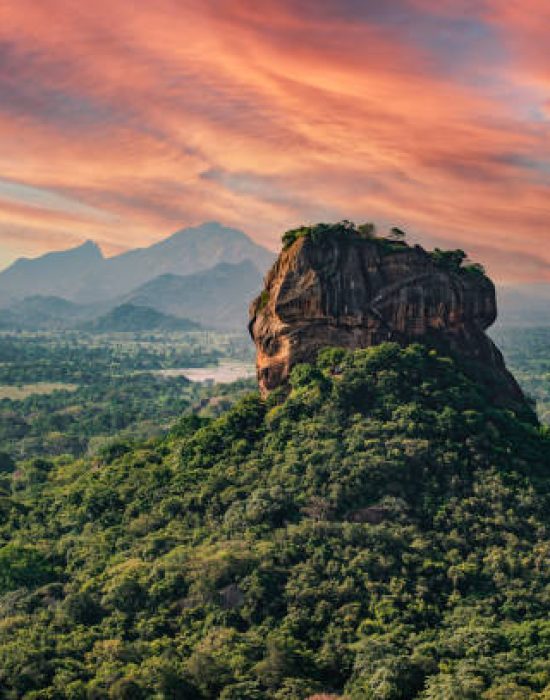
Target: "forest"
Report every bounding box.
[491,326,550,424]
[0,339,548,698]
[0,331,254,460]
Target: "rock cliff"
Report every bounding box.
[249,224,526,407]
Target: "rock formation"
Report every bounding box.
[249,225,526,406]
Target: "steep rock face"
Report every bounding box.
[249,235,525,405]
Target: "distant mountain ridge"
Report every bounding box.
[80,303,200,333]
[0,222,273,304]
[123,259,263,330]
[0,260,264,331]
[0,240,104,302]
[0,295,106,330]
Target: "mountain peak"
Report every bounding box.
[10,239,103,268]
[167,221,253,244]
[79,239,103,255]
[0,222,273,303]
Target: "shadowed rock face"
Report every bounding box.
[249,235,525,405]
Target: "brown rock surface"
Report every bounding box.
[249,233,525,404]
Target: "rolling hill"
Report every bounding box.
[0,295,104,330]
[0,240,103,303]
[122,259,264,330]
[80,303,201,333]
[0,259,263,331]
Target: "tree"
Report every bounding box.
[358,223,377,239]
[254,637,300,689]
[109,679,145,700]
[430,248,467,271]
[389,227,406,242]
[483,683,537,699]
[0,544,53,593]
[64,591,103,625]
[423,670,485,700]
[0,451,15,473]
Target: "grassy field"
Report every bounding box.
[0,383,78,400]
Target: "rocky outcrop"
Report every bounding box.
[249,232,525,406]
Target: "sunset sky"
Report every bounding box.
[0,0,549,282]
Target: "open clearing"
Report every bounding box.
[0,383,79,400]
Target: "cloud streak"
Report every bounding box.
[0,0,548,280]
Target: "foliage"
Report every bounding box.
[491,326,550,424]
[257,290,270,311]
[0,543,54,593]
[429,248,468,271]
[81,303,201,333]
[389,227,407,241]
[0,331,251,385]
[0,331,255,459]
[0,343,548,698]
[281,221,403,251]
[280,222,487,279]
[428,248,486,277]
[282,221,357,249]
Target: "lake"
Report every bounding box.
[157,362,255,384]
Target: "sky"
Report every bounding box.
[0,0,549,282]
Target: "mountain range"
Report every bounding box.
[0,222,272,330]
[0,222,548,330]
[0,295,98,331]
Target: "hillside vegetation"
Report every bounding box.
[491,326,550,424]
[0,344,549,699]
[280,222,485,278]
[0,331,254,460]
[81,304,200,333]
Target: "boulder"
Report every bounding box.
[249,229,525,407]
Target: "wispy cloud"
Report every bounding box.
[0,0,548,280]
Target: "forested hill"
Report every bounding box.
[80,303,201,333]
[1,343,549,698]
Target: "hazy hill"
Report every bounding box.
[0,295,104,330]
[80,303,200,333]
[123,259,264,330]
[0,222,273,304]
[0,240,103,302]
[0,258,263,331]
[0,344,548,698]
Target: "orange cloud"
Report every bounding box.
[0,0,548,281]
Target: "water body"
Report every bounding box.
[157,362,255,384]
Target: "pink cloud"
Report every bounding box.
[0,0,548,281]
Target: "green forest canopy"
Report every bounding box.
[0,343,549,698]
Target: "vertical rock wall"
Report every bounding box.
[249,235,525,406]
